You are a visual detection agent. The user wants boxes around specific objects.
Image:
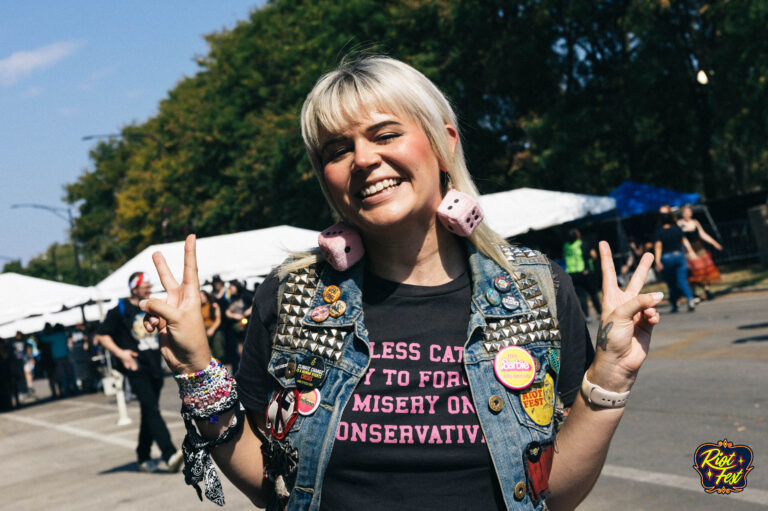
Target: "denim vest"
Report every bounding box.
[264,245,561,510]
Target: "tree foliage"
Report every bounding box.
[49,0,768,274]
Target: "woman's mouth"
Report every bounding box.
[359,178,402,199]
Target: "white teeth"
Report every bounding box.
[360,178,401,198]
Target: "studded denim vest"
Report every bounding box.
[264,244,561,511]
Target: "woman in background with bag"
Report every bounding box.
[677,204,723,301]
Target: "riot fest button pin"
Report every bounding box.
[494,346,536,390]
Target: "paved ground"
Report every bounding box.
[2,290,767,510]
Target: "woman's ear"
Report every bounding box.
[445,124,459,154]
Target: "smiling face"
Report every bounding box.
[320,111,455,235]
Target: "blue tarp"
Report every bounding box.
[609,181,700,218]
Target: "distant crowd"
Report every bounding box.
[0,275,258,412]
[562,203,724,320]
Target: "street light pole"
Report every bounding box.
[10,203,84,287]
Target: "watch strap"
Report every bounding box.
[581,373,630,408]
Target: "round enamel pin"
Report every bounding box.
[493,346,536,390]
[328,299,347,318]
[493,275,512,293]
[310,305,330,322]
[520,373,555,425]
[501,295,520,311]
[297,388,321,416]
[486,288,501,306]
[323,285,341,303]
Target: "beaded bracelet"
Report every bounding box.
[175,358,238,422]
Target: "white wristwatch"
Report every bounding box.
[581,373,630,408]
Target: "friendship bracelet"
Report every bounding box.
[175,358,238,421]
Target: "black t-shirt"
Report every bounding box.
[237,261,593,510]
[654,225,685,254]
[96,300,163,377]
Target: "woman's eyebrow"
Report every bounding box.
[365,120,402,133]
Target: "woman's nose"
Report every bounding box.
[353,140,381,171]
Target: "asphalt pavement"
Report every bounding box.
[2,289,767,510]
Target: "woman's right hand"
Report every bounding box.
[140,234,211,374]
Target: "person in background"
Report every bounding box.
[224,280,252,374]
[563,228,602,322]
[39,323,78,397]
[200,290,223,360]
[69,323,98,393]
[9,332,31,402]
[95,271,183,474]
[654,212,697,312]
[677,204,723,301]
[0,339,15,410]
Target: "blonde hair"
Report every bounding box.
[280,56,513,277]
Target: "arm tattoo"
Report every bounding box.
[597,320,613,351]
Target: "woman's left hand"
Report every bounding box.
[588,241,664,393]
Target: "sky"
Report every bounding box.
[1,1,263,264]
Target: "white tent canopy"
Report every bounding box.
[0,273,94,325]
[0,303,104,339]
[479,187,617,238]
[92,225,320,302]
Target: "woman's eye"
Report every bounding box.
[325,146,350,162]
[377,132,401,142]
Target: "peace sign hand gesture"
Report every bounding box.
[140,234,211,374]
[587,241,664,393]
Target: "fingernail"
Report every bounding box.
[652,292,664,301]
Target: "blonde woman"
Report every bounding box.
[141,56,662,510]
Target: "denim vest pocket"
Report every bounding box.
[503,343,555,435]
[267,349,311,434]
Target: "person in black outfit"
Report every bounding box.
[95,271,183,473]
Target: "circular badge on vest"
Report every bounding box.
[501,295,520,311]
[493,346,536,390]
[297,388,321,416]
[493,275,512,293]
[310,305,330,322]
[485,288,501,306]
[323,285,341,303]
[328,299,347,318]
[520,373,555,425]
[295,355,326,390]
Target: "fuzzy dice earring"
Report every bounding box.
[318,221,365,271]
[437,189,484,237]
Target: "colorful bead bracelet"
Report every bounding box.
[175,357,238,422]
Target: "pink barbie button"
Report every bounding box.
[310,305,330,323]
[494,346,536,390]
[297,388,321,416]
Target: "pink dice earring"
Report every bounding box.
[437,189,484,237]
[318,222,365,271]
